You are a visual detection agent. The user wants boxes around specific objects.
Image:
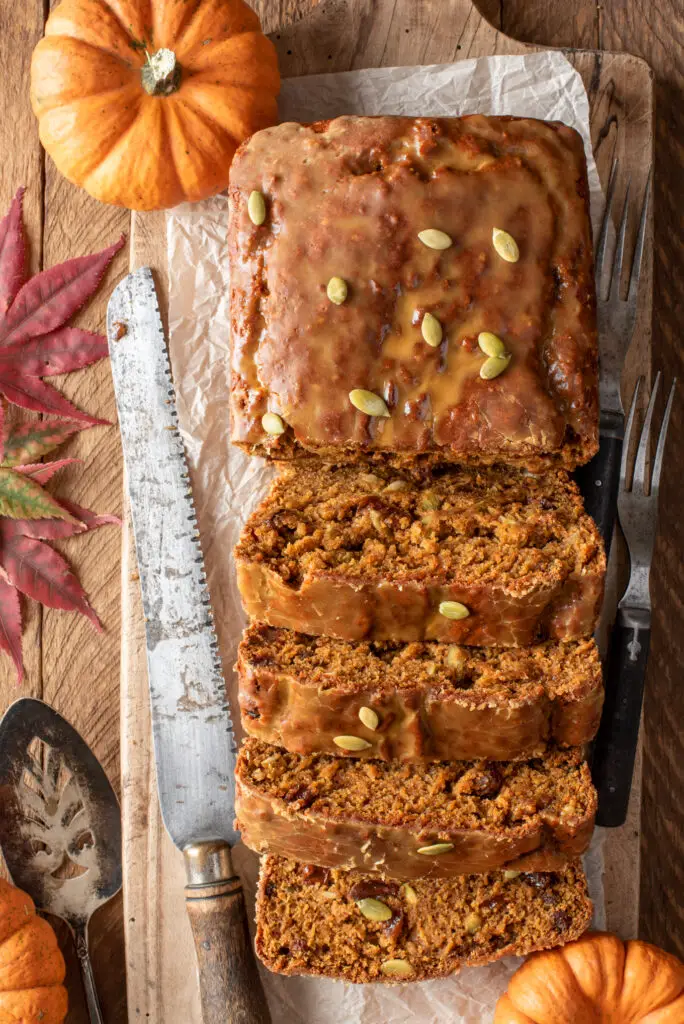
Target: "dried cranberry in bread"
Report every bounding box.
[234,463,605,646]
[255,856,593,983]
[236,740,596,877]
[238,625,604,761]
[229,115,597,471]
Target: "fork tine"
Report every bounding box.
[595,157,618,297]
[608,178,631,300]
[627,168,652,305]
[621,376,643,489]
[632,372,662,495]
[650,378,677,503]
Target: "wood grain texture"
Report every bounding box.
[121,1,656,1019]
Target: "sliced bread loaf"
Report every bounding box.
[255,856,593,983]
[234,463,605,646]
[238,624,604,761]
[236,739,596,877]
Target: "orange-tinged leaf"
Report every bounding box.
[0,572,23,682]
[1,418,87,466]
[0,467,78,521]
[15,458,81,485]
[0,534,101,630]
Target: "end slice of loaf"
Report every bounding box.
[255,856,593,983]
[238,624,604,761]
[236,739,596,877]
[234,463,605,646]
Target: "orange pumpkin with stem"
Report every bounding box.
[30,0,280,211]
[494,931,684,1023]
[0,878,68,1024]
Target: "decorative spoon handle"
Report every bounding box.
[76,924,105,1024]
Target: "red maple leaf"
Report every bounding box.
[0,187,124,681]
[0,187,124,429]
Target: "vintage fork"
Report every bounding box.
[576,160,652,557]
[593,372,676,827]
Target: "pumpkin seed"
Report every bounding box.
[477,331,507,359]
[349,389,390,418]
[385,479,409,492]
[357,897,392,922]
[492,227,520,263]
[503,870,521,880]
[416,842,455,856]
[438,601,470,620]
[421,312,443,347]
[446,645,466,669]
[420,491,441,511]
[327,276,348,305]
[401,883,418,905]
[261,412,285,435]
[358,706,379,731]
[381,959,414,978]
[247,190,266,226]
[417,229,453,250]
[480,354,512,380]
[465,912,482,934]
[333,735,372,752]
[369,510,384,534]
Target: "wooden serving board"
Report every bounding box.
[123,1,654,1019]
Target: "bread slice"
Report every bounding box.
[255,855,593,983]
[236,739,596,877]
[234,463,605,646]
[238,624,604,761]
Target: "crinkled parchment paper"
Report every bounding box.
[166,50,604,1024]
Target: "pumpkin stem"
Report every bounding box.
[141,48,181,96]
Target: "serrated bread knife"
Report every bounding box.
[107,268,271,1024]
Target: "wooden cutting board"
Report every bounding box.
[123,1,654,1018]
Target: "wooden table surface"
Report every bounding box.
[0,1,681,1020]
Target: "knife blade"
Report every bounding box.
[107,267,271,1024]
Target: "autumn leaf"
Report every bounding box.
[14,458,81,485]
[0,328,109,377]
[0,571,23,682]
[0,466,80,522]
[0,189,26,317]
[1,419,86,467]
[0,371,108,425]
[1,534,102,631]
[59,499,121,531]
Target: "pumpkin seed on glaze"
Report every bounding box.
[358,707,379,731]
[492,227,520,263]
[416,842,455,856]
[438,601,470,620]
[333,735,372,752]
[477,331,508,358]
[327,276,348,305]
[417,229,452,250]
[248,190,266,226]
[480,355,512,380]
[261,412,285,435]
[421,312,443,347]
[349,389,390,418]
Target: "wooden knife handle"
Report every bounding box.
[184,841,272,1024]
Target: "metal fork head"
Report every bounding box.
[596,159,652,419]
[617,373,676,613]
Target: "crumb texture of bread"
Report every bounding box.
[229,115,597,470]
[255,856,593,982]
[234,463,606,645]
[238,624,604,760]
[236,739,596,876]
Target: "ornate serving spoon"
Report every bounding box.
[0,698,121,1024]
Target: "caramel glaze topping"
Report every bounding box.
[229,115,598,468]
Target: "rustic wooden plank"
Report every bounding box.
[500,0,599,48]
[123,1,654,1018]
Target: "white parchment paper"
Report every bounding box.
[166,50,604,1023]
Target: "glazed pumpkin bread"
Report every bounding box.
[238,624,603,761]
[234,463,605,646]
[255,856,593,982]
[235,739,596,877]
[229,115,598,471]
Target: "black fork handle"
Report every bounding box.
[593,610,651,827]
[575,433,623,559]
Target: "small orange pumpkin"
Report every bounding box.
[30,0,280,210]
[494,931,684,1023]
[0,878,68,1023]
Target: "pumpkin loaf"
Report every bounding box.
[236,739,596,877]
[255,856,593,983]
[234,463,605,646]
[238,624,604,761]
[229,114,597,471]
